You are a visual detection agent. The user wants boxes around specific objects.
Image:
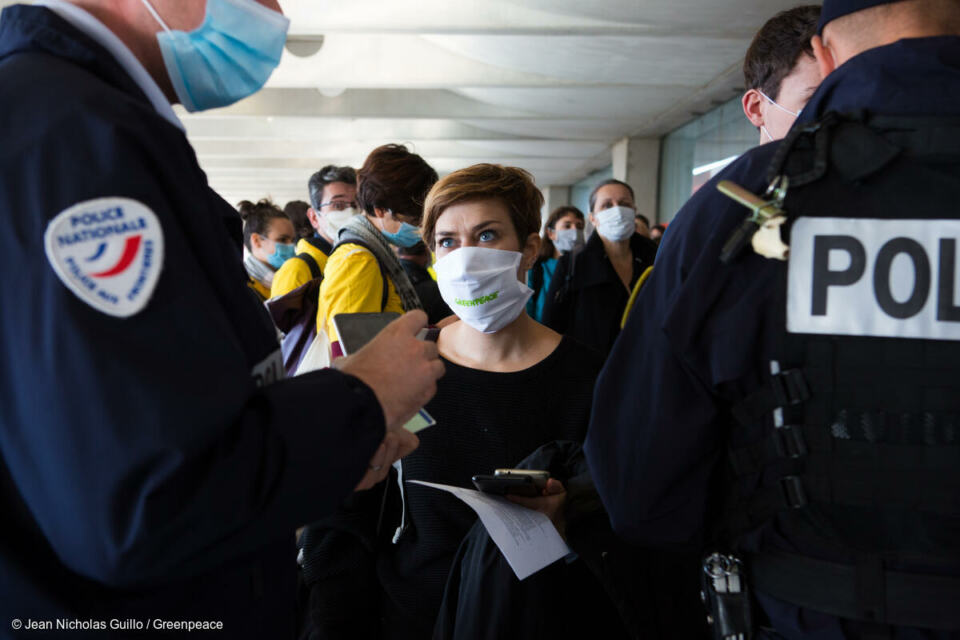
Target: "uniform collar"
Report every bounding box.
[35,0,184,132]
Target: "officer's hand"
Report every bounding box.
[354,430,420,492]
[336,310,445,432]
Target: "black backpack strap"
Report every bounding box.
[530,256,546,298]
[296,252,321,280]
[554,246,583,305]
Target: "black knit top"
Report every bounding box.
[377,336,605,638]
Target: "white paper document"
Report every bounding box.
[409,480,571,580]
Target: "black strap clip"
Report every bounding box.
[779,476,808,509]
[773,425,807,459]
[770,369,810,407]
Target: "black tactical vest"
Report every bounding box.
[721,112,960,630]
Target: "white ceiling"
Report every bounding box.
[6,0,803,206]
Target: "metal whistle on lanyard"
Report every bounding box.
[717,176,790,265]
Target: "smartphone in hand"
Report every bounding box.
[472,469,549,497]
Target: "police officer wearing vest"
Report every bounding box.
[586,1,960,637]
[0,1,442,636]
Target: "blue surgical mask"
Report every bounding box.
[267,241,295,269]
[382,221,422,248]
[141,0,290,112]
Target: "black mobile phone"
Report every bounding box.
[472,474,541,497]
[332,312,401,355]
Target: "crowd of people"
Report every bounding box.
[3,0,960,638]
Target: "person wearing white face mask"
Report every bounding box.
[299,164,609,639]
[271,165,358,298]
[0,0,445,634]
[542,179,658,356]
[526,205,586,323]
[741,5,823,144]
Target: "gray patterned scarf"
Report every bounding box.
[243,251,276,290]
[338,215,422,312]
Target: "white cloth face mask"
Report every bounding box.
[323,207,358,239]
[434,247,533,334]
[554,228,584,253]
[595,206,636,242]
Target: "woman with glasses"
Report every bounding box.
[271,165,358,298]
[313,144,438,359]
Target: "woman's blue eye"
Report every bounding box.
[479,230,496,242]
[438,238,454,248]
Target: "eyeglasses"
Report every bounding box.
[318,200,358,212]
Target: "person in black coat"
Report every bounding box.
[542,179,657,356]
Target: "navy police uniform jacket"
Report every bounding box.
[585,36,960,639]
[0,6,384,637]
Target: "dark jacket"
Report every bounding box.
[0,7,384,637]
[542,231,656,356]
[434,442,708,640]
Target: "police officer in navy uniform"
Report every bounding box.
[0,1,442,637]
[586,0,960,637]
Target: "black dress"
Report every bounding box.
[542,231,657,357]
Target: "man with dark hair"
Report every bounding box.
[588,0,960,637]
[284,199,313,241]
[271,165,357,298]
[742,5,823,143]
[307,164,358,243]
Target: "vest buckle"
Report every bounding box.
[771,369,811,407]
[773,425,808,459]
[779,476,808,509]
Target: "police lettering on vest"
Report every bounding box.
[788,217,960,340]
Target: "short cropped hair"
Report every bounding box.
[422,164,544,250]
[356,144,438,224]
[307,165,356,211]
[744,6,821,100]
[237,199,287,250]
[635,213,650,228]
[588,179,635,213]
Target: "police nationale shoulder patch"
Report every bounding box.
[44,197,164,318]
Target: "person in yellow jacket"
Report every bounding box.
[317,144,438,358]
[238,199,295,302]
[271,165,359,298]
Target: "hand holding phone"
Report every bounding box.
[335,311,444,433]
